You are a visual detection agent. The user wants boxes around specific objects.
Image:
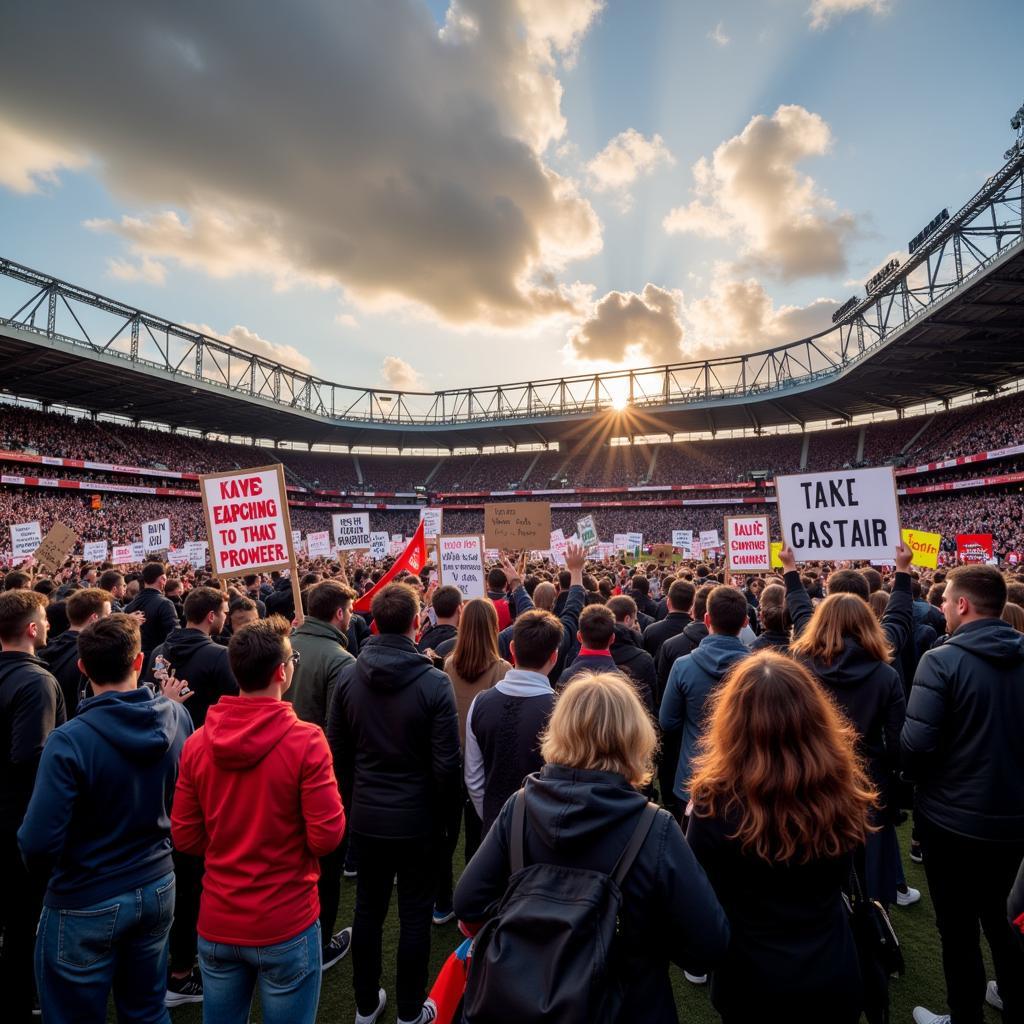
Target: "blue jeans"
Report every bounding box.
[197,920,322,1024]
[35,870,175,1024]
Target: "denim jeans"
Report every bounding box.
[197,919,322,1024]
[35,870,175,1024]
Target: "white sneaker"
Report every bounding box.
[986,980,1004,1011]
[896,885,921,907]
[398,998,437,1024]
[912,1008,950,1024]
[354,988,386,1024]
[682,970,707,984]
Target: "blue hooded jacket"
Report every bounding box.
[18,687,193,909]
[659,634,750,800]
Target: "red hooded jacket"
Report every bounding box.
[171,696,345,946]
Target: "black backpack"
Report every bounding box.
[463,792,659,1024]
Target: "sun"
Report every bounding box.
[611,394,629,411]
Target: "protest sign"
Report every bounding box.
[901,528,941,569]
[333,513,371,550]
[307,531,332,558]
[131,542,145,563]
[185,541,208,566]
[577,515,598,548]
[595,542,617,559]
[613,533,629,551]
[699,529,721,551]
[691,539,702,559]
[389,537,406,556]
[672,529,692,553]
[770,542,783,569]
[776,466,900,561]
[10,521,42,562]
[549,528,567,566]
[34,523,79,572]
[112,544,134,565]
[142,517,170,553]
[626,531,643,554]
[483,502,551,549]
[292,529,302,549]
[370,531,389,560]
[956,533,993,563]
[652,543,674,561]
[83,540,108,562]
[436,535,486,599]
[724,515,771,573]
[420,507,443,539]
[168,548,188,565]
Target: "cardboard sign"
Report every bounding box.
[185,541,208,566]
[307,531,332,558]
[699,529,721,551]
[142,517,170,553]
[370,531,389,560]
[484,502,551,549]
[83,540,109,562]
[724,515,771,573]
[436,535,486,599]
[332,513,371,550]
[776,467,900,561]
[10,521,42,562]
[577,515,598,549]
[672,529,693,552]
[34,523,79,571]
[652,543,675,561]
[956,533,993,563]
[420,507,443,540]
[200,465,293,574]
[902,528,941,569]
[112,544,134,565]
[770,542,783,569]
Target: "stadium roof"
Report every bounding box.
[1,147,1022,450]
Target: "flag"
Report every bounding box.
[354,518,428,613]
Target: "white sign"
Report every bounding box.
[131,542,145,563]
[672,529,692,552]
[613,533,629,551]
[142,518,171,553]
[691,539,703,559]
[724,516,771,573]
[370,531,389,560]
[10,521,42,561]
[420,507,443,540]
[200,466,292,574]
[437,535,486,599]
[112,544,134,565]
[292,529,302,550]
[307,530,332,558]
[168,547,189,565]
[776,466,900,561]
[549,528,567,566]
[699,529,721,551]
[577,515,598,548]
[83,540,109,562]
[626,531,643,552]
[333,513,371,550]
[185,541,208,566]
[595,542,617,559]
[389,538,406,556]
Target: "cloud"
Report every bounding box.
[185,322,312,373]
[380,355,424,391]
[106,254,167,285]
[808,0,889,30]
[568,283,684,364]
[663,104,858,280]
[708,21,730,46]
[1,1,603,327]
[586,129,674,202]
[0,115,87,194]
[334,312,359,329]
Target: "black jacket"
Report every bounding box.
[610,624,658,715]
[124,587,180,657]
[499,584,586,685]
[454,765,729,1024]
[326,634,460,839]
[0,652,66,836]
[148,628,237,728]
[641,611,692,660]
[265,581,295,620]
[631,592,659,620]
[902,618,1024,841]
[557,640,655,716]
[749,629,790,654]
[40,629,87,717]
[656,621,708,702]
[347,612,370,657]
[417,622,458,655]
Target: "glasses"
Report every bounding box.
[284,651,301,668]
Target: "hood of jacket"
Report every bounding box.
[204,695,299,770]
[418,623,457,650]
[42,629,80,666]
[947,618,1024,667]
[76,687,180,761]
[355,634,437,693]
[294,617,348,648]
[161,627,217,663]
[683,620,708,645]
[689,633,748,676]
[808,636,886,690]
[612,622,643,651]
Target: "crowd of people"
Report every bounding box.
[1,533,1023,1024]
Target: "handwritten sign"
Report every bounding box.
[437,535,486,598]
[10,521,41,562]
[131,542,145,563]
[652,543,674,561]
[672,529,692,553]
[34,523,79,572]
[420,507,443,540]
[142,518,170,553]
[307,531,332,558]
[577,515,598,549]
[185,541,208,566]
[902,528,941,569]
[112,544,134,565]
[83,541,109,562]
[370,531,389,560]
[700,529,721,551]
[724,515,771,573]
[333,513,371,550]
[484,502,551,549]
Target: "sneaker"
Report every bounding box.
[432,907,456,926]
[398,999,437,1024]
[986,980,1004,1011]
[342,867,358,878]
[322,927,352,971]
[910,840,923,864]
[354,988,386,1024]
[165,968,204,1007]
[896,885,921,907]
[682,970,707,984]
[912,1009,950,1024]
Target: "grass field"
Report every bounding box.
[157,821,1003,1024]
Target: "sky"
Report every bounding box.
[0,0,1021,397]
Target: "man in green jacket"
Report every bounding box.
[288,578,357,971]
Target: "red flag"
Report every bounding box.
[354,519,428,613]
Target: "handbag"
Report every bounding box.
[845,863,903,1024]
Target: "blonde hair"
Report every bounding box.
[541,672,657,787]
[789,592,892,666]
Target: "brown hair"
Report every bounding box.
[511,609,562,670]
[307,579,356,623]
[371,582,419,635]
[1002,601,1024,633]
[690,651,876,862]
[0,590,48,643]
[606,595,637,623]
[758,584,790,635]
[541,672,656,787]
[707,585,748,635]
[452,598,500,682]
[228,615,291,691]
[77,613,141,685]
[789,592,892,666]
[947,565,1006,618]
[578,604,615,648]
[66,588,114,628]
[867,590,889,622]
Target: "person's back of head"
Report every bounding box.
[944,564,1007,630]
[705,586,748,637]
[578,604,615,651]
[789,592,892,666]
[33,579,55,600]
[141,562,166,588]
[67,588,114,629]
[431,584,463,622]
[306,579,356,624]
[228,616,292,692]
[928,581,945,608]
[4,570,30,591]
[0,589,49,649]
[631,575,650,597]
[859,568,882,594]
[1001,602,1024,633]
[606,595,636,624]
[183,586,227,629]
[668,579,695,615]
[533,581,556,611]
[868,590,888,622]
[488,567,507,594]
[557,570,571,592]
[510,609,562,672]
[1006,581,1024,607]
[99,570,124,593]
[757,584,790,635]
[827,569,869,602]
[693,583,715,623]
[370,582,419,636]
[689,651,875,862]
[452,598,500,682]
[77,614,143,688]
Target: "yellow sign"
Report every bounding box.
[901,528,941,569]
[770,541,783,569]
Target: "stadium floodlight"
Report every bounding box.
[1010,103,1024,130]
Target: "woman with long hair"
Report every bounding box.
[789,593,909,908]
[686,651,876,1022]
[454,672,729,1024]
[748,583,791,652]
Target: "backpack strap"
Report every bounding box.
[510,789,527,873]
[611,802,659,887]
